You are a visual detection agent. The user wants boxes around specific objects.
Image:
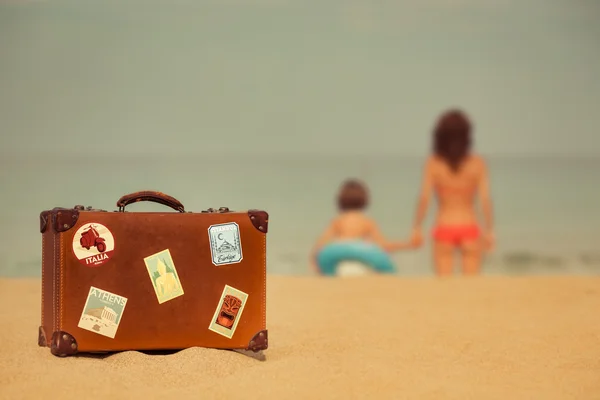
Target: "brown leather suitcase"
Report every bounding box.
[38,191,269,357]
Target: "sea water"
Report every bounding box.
[1,154,599,277]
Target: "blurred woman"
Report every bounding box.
[411,110,494,276]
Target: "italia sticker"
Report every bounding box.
[72,223,115,267]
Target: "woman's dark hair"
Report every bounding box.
[337,179,369,211]
[432,109,472,172]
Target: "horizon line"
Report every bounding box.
[1,152,599,160]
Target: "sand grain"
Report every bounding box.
[1,276,599,399]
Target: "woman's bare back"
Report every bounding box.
[430,154,486,226]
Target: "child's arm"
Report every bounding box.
[366,219,420,252]
[310,219,338,273]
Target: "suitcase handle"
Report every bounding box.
[116,191,186,213]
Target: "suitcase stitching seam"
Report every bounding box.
[59,235,64,331]
[41,234,45,330]
[53,233,57,334]
[262,234,266,329]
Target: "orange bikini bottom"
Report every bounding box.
[432,225,480,245]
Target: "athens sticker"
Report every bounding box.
[77,286,127,339]
[72,223,115,267]
[143,249,184,304]
[208,222,243,266]
[208,285,249,339]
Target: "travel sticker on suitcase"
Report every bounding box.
[77,287,128,339]
[208,222,243,266]
[72,223,116,267]
[208,285,248,339]
[143,249,185,304]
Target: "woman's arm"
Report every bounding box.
[412,158,434,231]
[478,158,494,238]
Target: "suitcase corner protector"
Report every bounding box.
[246,329,268,352]
[40,208,80,233]
[50,331,79,357]
[248,210,269,234]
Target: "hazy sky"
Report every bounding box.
[1,0,599,156]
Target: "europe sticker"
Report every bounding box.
[72,223,115,267]
[208,285,249,339]
[77,286,127,339]
[208,222,243,266]
[143,249,184,304]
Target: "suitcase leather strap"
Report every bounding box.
[116,191,186,213]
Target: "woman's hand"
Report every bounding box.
[410,227,424,248]
[482,231,495,252]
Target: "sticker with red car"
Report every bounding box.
[72,222,116,267]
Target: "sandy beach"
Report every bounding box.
[1,275,599,399]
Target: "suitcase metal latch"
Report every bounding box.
[201,207,231,213]
[74,205,107,212]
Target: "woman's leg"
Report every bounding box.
[459,240,482,275]
[433,241,454,276]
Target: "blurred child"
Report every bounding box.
[311,179,420,274]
